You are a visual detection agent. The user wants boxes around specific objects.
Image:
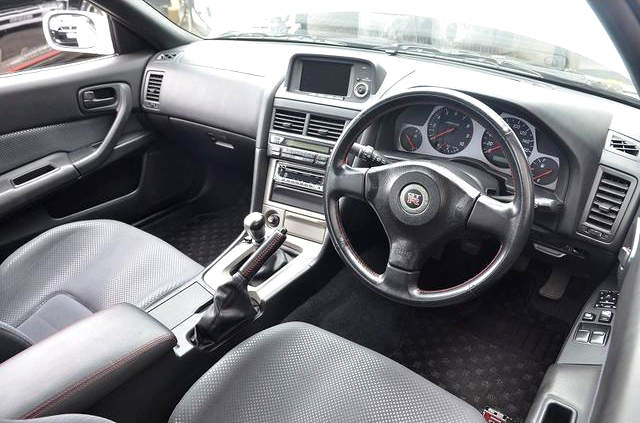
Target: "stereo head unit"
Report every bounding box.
[287,55,375,102]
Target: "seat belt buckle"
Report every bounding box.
[482,407,512,423]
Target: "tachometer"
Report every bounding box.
[530,157,559,185]
[427,107,473,154]
[481,117,535,168]
[399,127,423,151]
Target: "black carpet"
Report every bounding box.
[285,247,569,423]
[284,247,409,356]
[390,274,568,422]
[146,200,250,266]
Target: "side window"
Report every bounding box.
[0,1,112,76]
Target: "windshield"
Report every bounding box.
[146,0,637,102]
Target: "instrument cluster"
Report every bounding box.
[395,105,562,190]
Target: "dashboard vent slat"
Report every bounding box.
[272,109,306,135]
[144,72,164,103]
[583,171,632,240]
[609,134,640,157]
[307,115,346,141]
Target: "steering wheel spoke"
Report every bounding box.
[379,263,421,300]
[467,194,517,241]
[325,164,368,200]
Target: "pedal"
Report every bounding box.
[538,266,570,300]
[482,407,512,423]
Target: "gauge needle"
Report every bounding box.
[533,169,553,180]
[484,145,502,154]
[432,127,455,139]
[405,134,416,150]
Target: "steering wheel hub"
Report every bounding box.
[399,184,429,214]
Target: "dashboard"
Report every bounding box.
[141,39,640,264]
[394,105,563,190]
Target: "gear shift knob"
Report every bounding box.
[243,212,266,245]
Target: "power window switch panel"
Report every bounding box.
[598,310,613,323]
[590,331,607,345]
[575,329,591,343]
[582,312,596,321]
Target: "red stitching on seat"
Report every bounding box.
[23,333,175,418]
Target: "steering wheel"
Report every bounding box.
[324,88,534,306]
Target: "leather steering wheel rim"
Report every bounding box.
[324,88,534,307]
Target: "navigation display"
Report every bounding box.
[299,60,352,96]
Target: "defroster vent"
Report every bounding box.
[609,133,639,158]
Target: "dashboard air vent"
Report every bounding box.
[609,133,639,157]
[307,115,346,141]
[582,170,633,241]
[272,109,306,135]
[144,72,164,104]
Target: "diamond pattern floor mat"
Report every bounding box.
[148,201,249,266]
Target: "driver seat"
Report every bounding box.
[0,323,485,423]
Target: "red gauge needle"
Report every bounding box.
[432,127,455,139]
[533,169,553,180]
[484,145,502,154]
[405,134,416,150]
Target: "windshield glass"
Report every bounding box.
[146,0,637,102]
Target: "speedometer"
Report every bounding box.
[427,107,473,154]
[482,116,535,168]
[504,117,534,156]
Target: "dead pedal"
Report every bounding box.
[482,407,512,423]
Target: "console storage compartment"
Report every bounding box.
[0,304,175,419]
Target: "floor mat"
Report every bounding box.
[285,245,570,423]
[390,273,569,423]
[147,201,249,266]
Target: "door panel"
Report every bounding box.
[0,47,203,261]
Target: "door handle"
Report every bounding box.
[72,83,132,174]
[82,92,116,109]
[78,85,119,112]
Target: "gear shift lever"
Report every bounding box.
[244,212,266,245]
[191,228,288,349]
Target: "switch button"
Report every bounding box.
[598,310,613,323]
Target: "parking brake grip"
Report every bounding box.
[191,228,288,349]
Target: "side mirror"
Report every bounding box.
[42,10,114,55]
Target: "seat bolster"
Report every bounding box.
[0,322,32,363]
[0,413,114,423]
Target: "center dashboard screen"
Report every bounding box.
[299,60,352,96]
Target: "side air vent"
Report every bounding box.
[144,72,164,106]
[307,115,346,141]
[609,132,640,158]
[580,168,636,242]
[272,109,306,135]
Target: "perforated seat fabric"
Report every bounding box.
[0,220,203,352]
[170,322,485,423]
